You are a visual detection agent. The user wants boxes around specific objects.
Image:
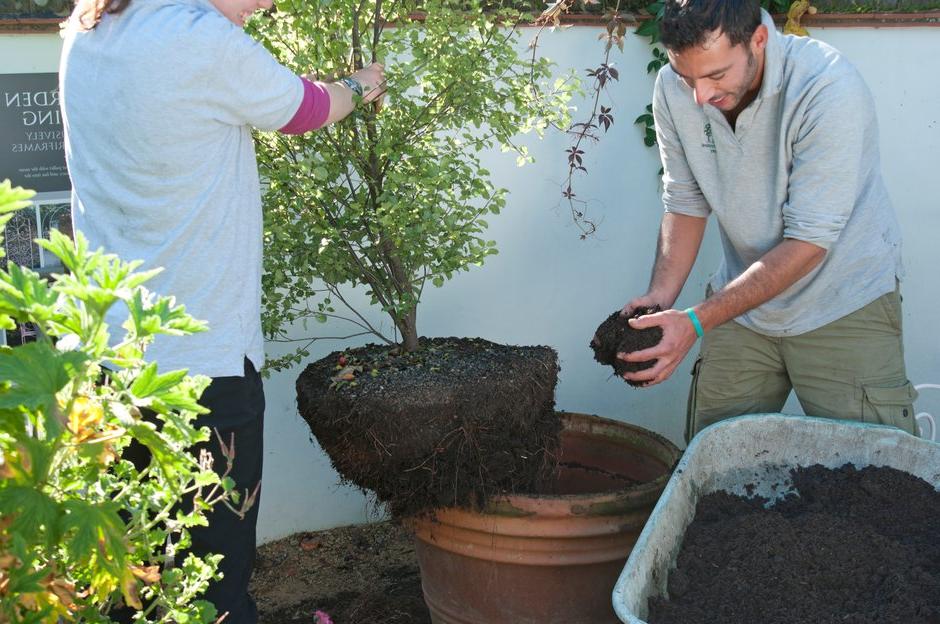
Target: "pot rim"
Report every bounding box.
[495,411,680,502]
[422,412,682,518]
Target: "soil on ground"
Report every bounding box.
[648,464,940,624]
[295,337,562,517]
[590,307,662,387]
[251,521,430,624]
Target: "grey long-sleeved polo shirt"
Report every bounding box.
[653,10,903,336]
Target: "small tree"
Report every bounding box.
[0,181,250,623]
[252,0,574,368]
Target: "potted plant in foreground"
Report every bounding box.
[0,182,249,623]
[251,2,680,622]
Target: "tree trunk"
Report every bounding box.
[398,308,419,353]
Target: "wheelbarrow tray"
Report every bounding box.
[612,414,940,623]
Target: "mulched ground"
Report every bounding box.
[648,464,940,624]
[251,521,430,624]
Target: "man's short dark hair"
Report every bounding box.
[659,0,762,52]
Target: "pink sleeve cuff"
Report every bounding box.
[279,78,330,134]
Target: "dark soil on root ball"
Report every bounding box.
[648,464,940,624]
[590,307,663,387]
[296,337,562,517]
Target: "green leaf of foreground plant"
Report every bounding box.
[0,262,58,321]
[131,362,189,399]
[60,499,127,577]
[125,289,208,339]
[151,388,208,414]
[0,486,60,548]
[127,420,194,482]
[12,436,57,488]
[36,228,82,272]
[0,342,88,411]
[144,373,210,415]
[0,180,35,215]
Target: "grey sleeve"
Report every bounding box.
[783,69,872,249]
[653,71,711,218]
[208,23,304,131]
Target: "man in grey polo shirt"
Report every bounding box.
[618,0,918,441]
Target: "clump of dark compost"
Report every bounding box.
[590,307,663,387]
[648,463,940,624]
[296,337,562,517]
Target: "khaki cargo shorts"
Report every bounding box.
[686,287,919,443]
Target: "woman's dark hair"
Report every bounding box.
[659,0,762,52]
[74,0,132,30]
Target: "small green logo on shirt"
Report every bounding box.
[702,121,716,153]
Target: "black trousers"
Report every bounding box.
[118,357,265,624]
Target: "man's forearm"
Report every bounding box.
[694,238,826,332]
[648,212,707,307]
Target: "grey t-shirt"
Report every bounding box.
[60,0,303,377]
[653,10,903,336]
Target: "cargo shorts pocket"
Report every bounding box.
[860,380,918,434]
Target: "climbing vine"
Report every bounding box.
[534,0,632,238]
[540,0,814,235]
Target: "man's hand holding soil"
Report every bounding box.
[618,307,699,387]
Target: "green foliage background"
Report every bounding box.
[252,0,574,365]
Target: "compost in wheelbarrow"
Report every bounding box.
[647,462,940,624]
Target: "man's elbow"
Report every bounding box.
[789,238,828,271]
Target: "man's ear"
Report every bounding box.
[750,24,769,54]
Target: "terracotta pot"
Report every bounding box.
[407,412,681,624]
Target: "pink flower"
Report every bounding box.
[315,611,334,624]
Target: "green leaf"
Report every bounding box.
[131,363,189,399]
[0,486,59,547]
[0,180,35,216]
[193,470,220,488]
[0,262,58,315]
[125,289,208,339]
[60,499,127,575]
[635,19,659,40]
[127,420,188,481]
[0,342,88,411]
[151,386,209,414]
[16,436,56,487]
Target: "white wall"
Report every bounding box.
[3,26,939,543]
[0,34,62,72]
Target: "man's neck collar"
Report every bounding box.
[756,8,784,99]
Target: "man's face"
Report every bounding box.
[209,0,273,27]
[667,25,768,112]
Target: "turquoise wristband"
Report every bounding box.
[684,308,704,338]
